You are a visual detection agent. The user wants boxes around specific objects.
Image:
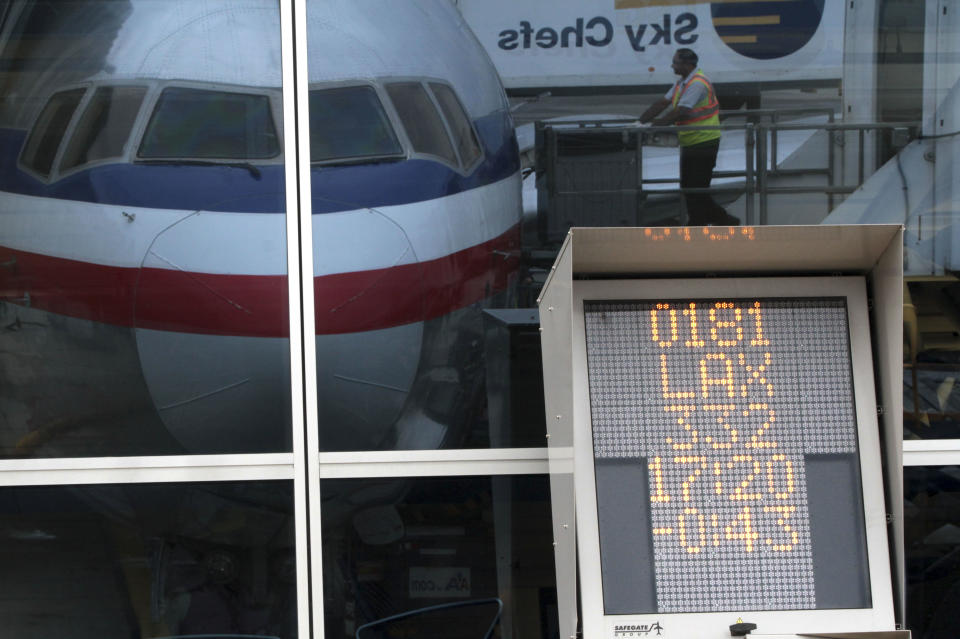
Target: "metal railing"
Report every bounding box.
[534,109,919,241]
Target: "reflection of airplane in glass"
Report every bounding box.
[0,0,522,455]
[0,5,526,636]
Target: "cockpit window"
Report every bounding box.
[309,85,403,164]
[20,88,85,177]
[60,86,146,171]
[139,87,279,159]
[385,82,458,166]
[429,82,482,169]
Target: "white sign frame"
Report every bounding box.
[570,276,894,639]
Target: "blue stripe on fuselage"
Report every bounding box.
[0,110,519,213]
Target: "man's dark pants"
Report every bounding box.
[679,138,732,226]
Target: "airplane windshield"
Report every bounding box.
[429,82,482,169]
[386,81,458,166]
[139,87,280,160]
[308,85,403,164]
[61,86,146,171]
[20,88,86,177]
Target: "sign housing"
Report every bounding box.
[538,225,906,639]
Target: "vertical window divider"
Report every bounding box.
[280,0,324,637]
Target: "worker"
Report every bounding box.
[640,48,739,226]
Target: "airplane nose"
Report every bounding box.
[134,211,292,454]
[132,205,427,454]
[312,207,426,451]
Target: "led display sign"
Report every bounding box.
[570,277,893,638]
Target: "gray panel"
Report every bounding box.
[808,455,872,609]
[595,459,657,614]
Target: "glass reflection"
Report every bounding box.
[473,1,955,442]
[320,475,558,639]
[905,466,960,639]
[304,0,527,452]
[0,480,296,638]
[905,280,960,440]
[356,598,503,639]
[0,0,291,457]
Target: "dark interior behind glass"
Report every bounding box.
[321,475,558,639]
[905,466,960,639]
[0,481,297,638]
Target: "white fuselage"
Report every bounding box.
[0,0,523,453]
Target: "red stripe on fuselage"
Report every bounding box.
[0,225,520,337]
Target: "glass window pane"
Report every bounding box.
[19,88,85,176]
[140,87,280,159]
[0,0,291,457]
[905,279,960,440]
[430,82,482,169]
[0,480,297,638]
[385,82,457,166]
[320,475,558,639]
[61,85,146,170]
[446,0,960,449]
[309,86,403,163]
[905,466,960,639]
[306,1,527,452]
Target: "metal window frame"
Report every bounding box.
[383,78,467,172]
[3,4,958,639]
[18,79,287,183]
[903,440,960,466]
[17,86,89,181]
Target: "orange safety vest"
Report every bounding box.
[670,69,721,146]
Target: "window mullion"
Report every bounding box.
[281,0,324,638]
